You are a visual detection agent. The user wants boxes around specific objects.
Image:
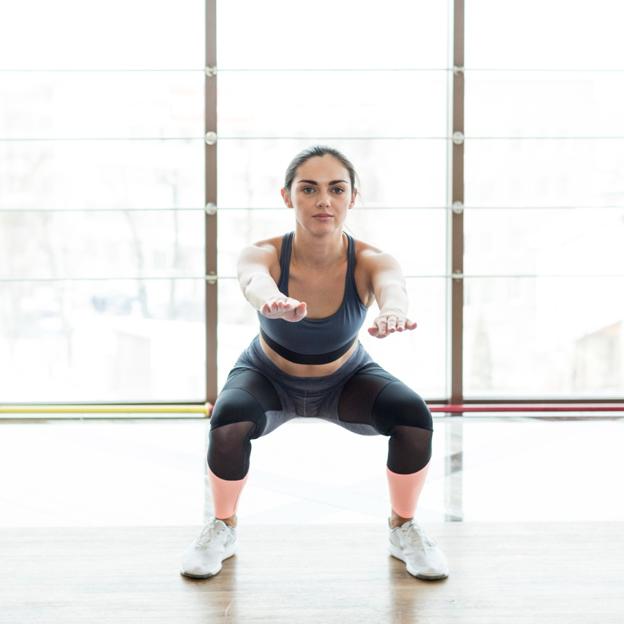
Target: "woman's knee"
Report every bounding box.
[208,389,265,480]
[210,388,266,439]
[376,382,434,473]
[372,380,434,435]
[209,368,283,439]
[207,369,283,480]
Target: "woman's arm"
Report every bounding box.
[237,243,282,311]
[237,243,307,321]
[363,250,417,338]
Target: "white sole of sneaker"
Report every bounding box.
[388,545,449,581]
[179,546,237,579]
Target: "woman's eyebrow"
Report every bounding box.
[297,179,348,185]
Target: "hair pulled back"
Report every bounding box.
[283,145,359,194]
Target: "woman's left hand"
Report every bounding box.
[368,310,417,338]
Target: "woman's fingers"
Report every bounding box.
[282,301,306,322]
[261,297,289,317]
[369,314,417,338]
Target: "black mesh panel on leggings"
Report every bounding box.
[208,368,282,480]
[337,363,434,474]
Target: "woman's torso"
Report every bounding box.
[257,232,376,377]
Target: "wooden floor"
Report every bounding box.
[2,522,623,623]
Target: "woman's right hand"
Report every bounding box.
[260,296,307,322]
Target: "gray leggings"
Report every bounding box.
[209,335,434,480]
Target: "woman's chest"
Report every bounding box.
[271,260,371,319]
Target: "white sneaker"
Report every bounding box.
[389,518,449,580]
[180,517,237,578]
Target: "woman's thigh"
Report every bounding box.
[336,362,434,435]
[211,367,296,438]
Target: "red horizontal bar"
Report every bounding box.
[430,404,624,413]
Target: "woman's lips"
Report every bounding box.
[314,215,333,220]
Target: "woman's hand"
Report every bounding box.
[368,310,417,338]
[260,295,307,322]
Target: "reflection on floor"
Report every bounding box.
[0,414,621,527]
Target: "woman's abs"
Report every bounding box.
[258,333,359,378]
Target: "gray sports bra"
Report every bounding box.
[257,231,368,364]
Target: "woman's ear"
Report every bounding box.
[280,187,292,209]
[349,187,358,208]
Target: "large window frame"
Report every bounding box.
[1,0,623,418]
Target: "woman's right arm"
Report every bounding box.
[237,243,282,311]
[237,243,307,321]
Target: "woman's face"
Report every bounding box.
[281,155,357,233]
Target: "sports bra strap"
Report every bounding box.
[277,231,293,293]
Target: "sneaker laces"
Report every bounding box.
[195,519,227,550]
[402,520,437,551]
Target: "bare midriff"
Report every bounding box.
[258,332,359,378]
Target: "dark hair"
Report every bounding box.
[283,145,360,194]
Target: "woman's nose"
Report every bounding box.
[316,192,331,206]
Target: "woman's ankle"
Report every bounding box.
[389,511,413,529]
[217,514,237,528]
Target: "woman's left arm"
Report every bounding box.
[364,251,417,339]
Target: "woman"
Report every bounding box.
[180,145,449,581]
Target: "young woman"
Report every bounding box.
[180,146,449,581]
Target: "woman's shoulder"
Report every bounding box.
[350,235,384,264]
[351,235,404,286]
[242,234,285,282]
[247,234,285,259]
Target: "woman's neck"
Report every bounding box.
[292,229,346,269]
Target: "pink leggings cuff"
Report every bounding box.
[386,461,430,518]
[207,466,248,519]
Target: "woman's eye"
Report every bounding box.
[302,187,314,193]
[333,187,345,194]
